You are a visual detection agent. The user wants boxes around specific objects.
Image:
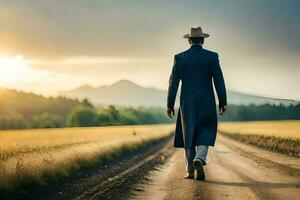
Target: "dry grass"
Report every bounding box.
[218,120,300,157]
[219,120,300,139]
[0,124,174,198]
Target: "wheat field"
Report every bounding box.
[218,120,300,157]
[0,124,174,197]
[218,120,300,139]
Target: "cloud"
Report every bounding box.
[0,0,299,99]
[1,0,299,61]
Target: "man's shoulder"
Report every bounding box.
[202,48,218,58]
[175,49,189,58]
[175,47,219,58]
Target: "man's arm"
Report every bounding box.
[167,55,180,118]
[212,53,227,114]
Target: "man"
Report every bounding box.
[167,26,227,181]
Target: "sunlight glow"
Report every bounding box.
[0,55,28,85]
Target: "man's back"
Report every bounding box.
[175,45,219,98]
[168,45,226,111]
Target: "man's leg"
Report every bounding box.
[184,147,196,172]
[193,145,209,181]
[195,145,209,165]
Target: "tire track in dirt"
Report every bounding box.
[131,134,300,200]
[20,136,174,200]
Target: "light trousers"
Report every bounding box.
[184,145,209,172]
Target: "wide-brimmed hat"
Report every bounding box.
[183,26,209,39]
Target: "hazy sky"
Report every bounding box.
[0,0,299,99]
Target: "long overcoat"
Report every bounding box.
[167,45,227,148]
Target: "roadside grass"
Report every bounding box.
[218,120,300,157]
[0,124,174,199]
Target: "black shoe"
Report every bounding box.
[193,158,205,181]
[184,171,195,179]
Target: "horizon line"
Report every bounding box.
[0,79,298,102]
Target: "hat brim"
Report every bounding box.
[183,33,209,38]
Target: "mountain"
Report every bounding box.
[60,80,166,107]
[60,80,297,107]
[226,91,296,106]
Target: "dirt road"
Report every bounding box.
[131,134,300,200]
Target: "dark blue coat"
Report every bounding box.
[167,45,227,148]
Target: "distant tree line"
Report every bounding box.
[219,103,300,121]
[0,89,299,130]
[0,89,173,130]
[68,105,174,127]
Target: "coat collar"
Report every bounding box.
[190,44,203,49]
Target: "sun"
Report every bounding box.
[0,55,29,85]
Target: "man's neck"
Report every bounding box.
[191,43,202,47]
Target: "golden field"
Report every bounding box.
[218,120,300,139]
[218,120,300,157]
[0,124,174,197]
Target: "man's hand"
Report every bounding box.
[166,108,175,118]
[219,105,228,115]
